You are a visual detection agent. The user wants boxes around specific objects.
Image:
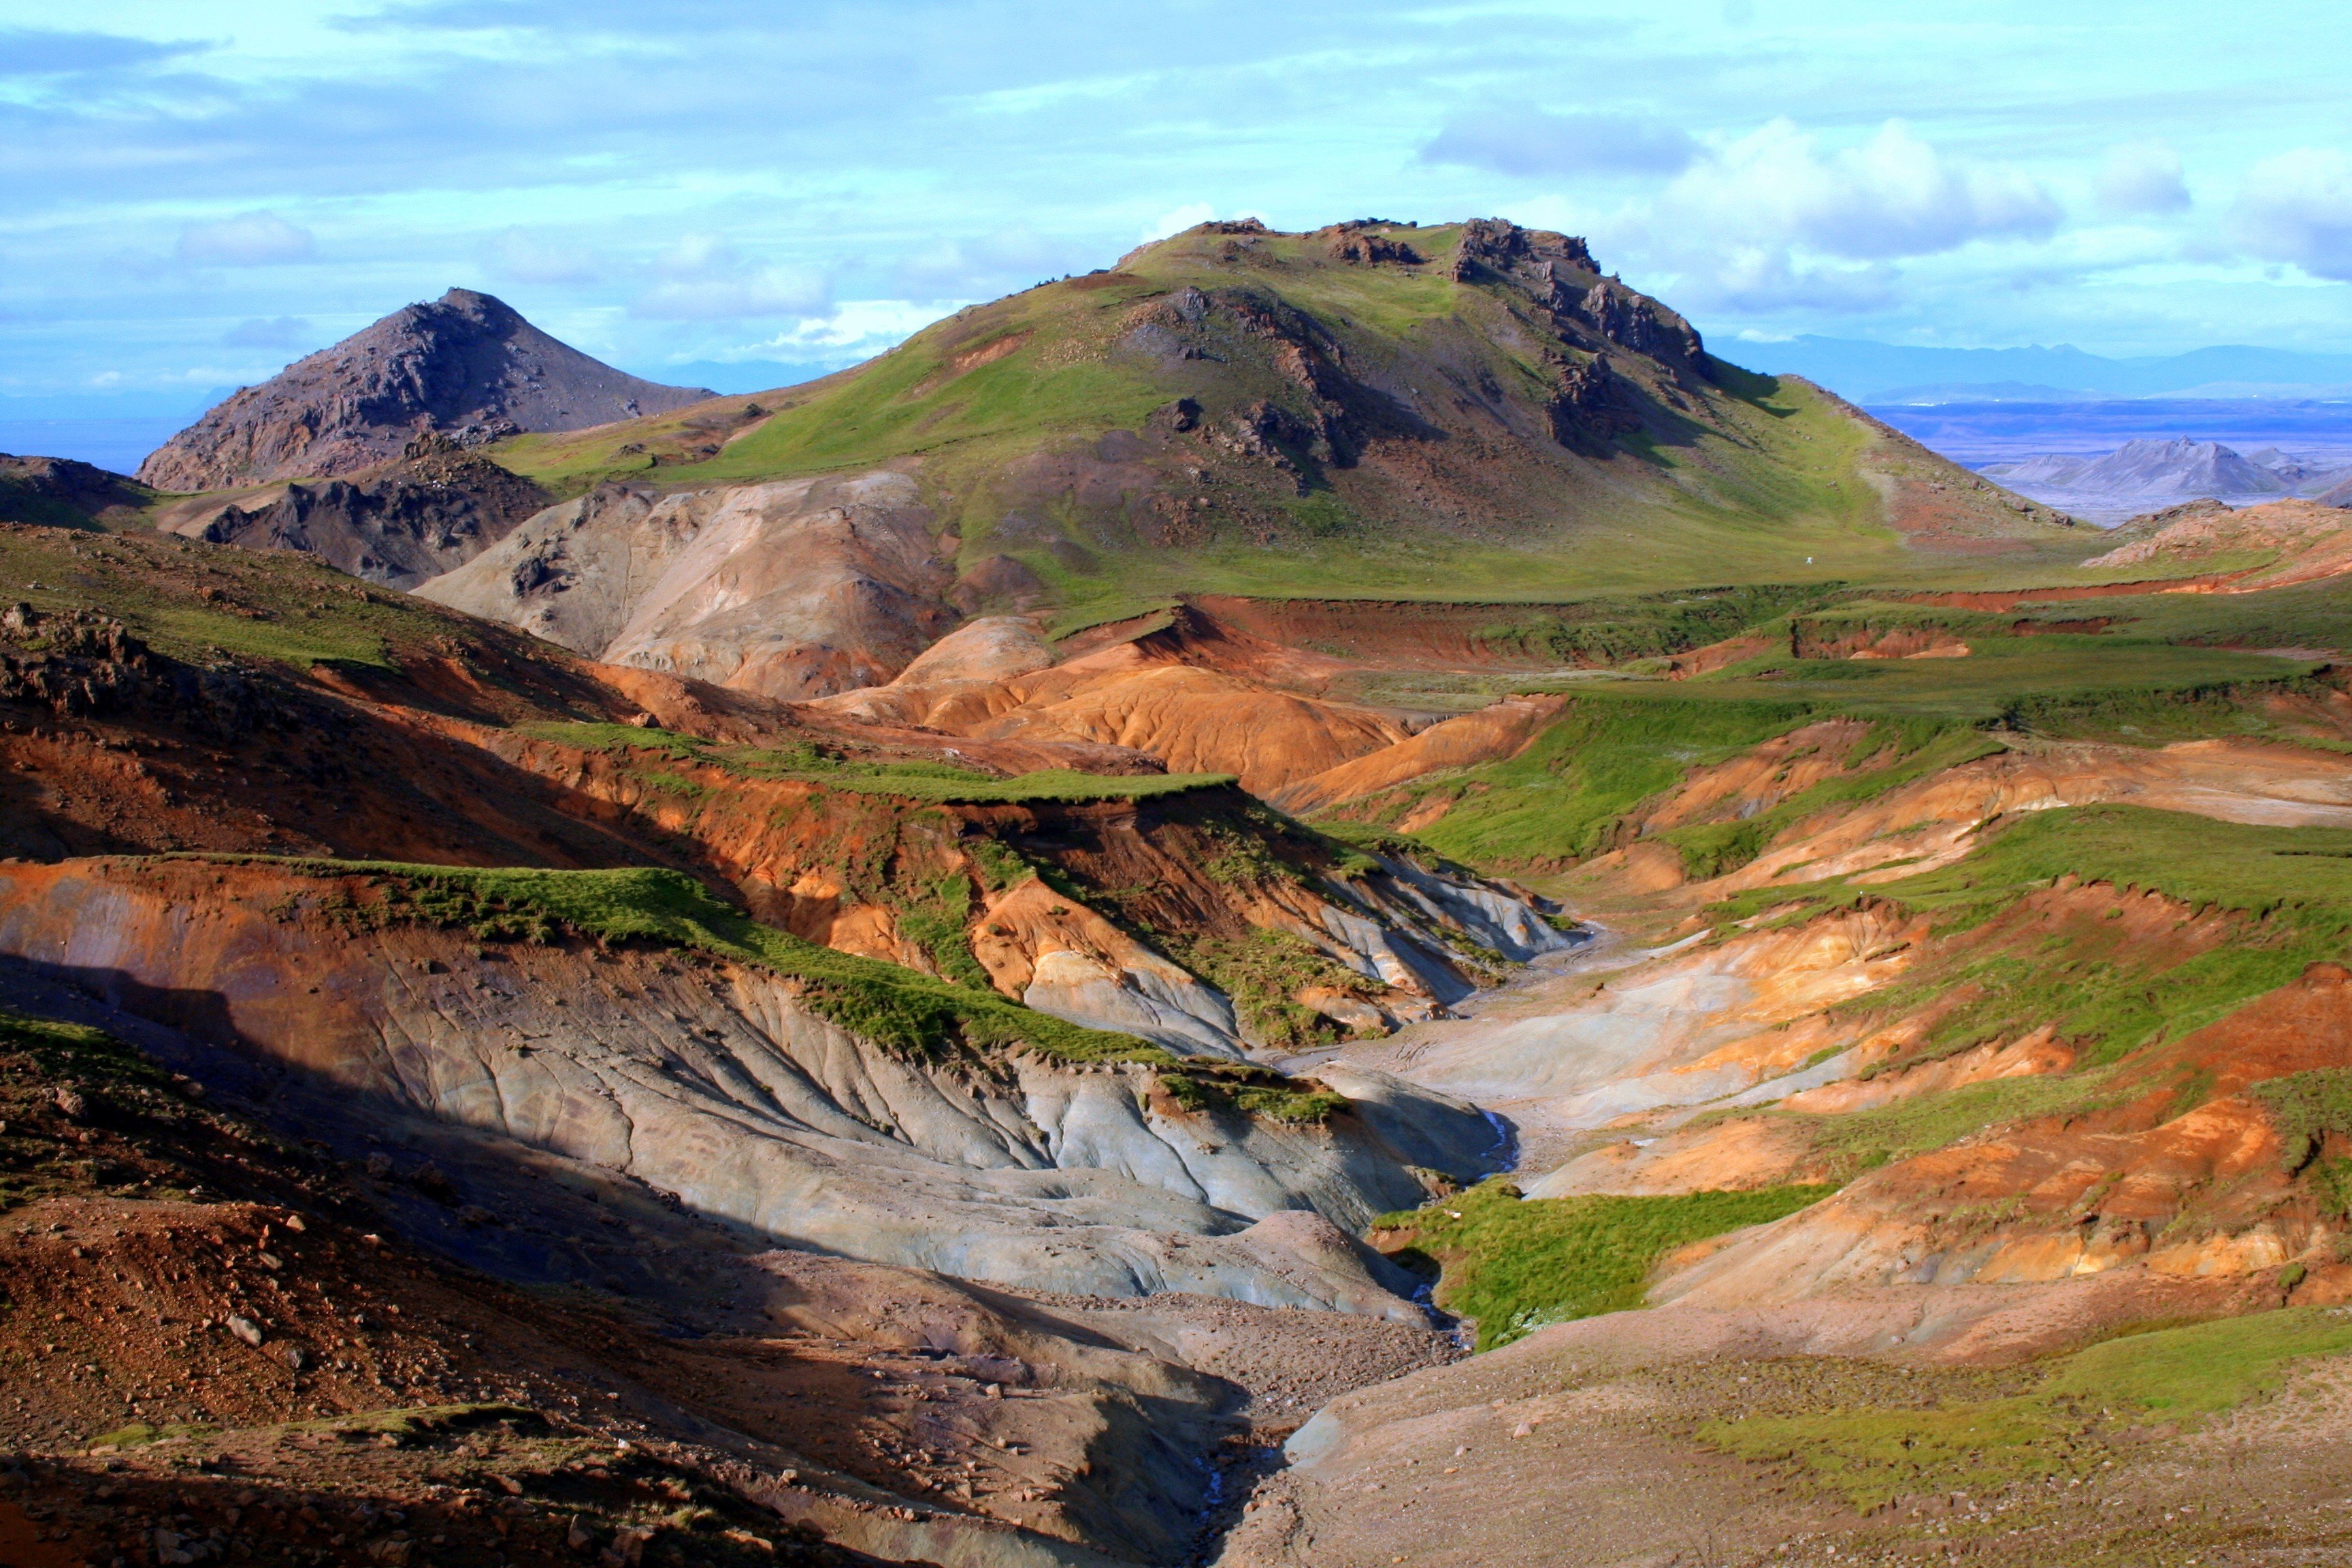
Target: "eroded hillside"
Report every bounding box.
[1207,574,2352,1565]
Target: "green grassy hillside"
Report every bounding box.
[491,220,2089,619]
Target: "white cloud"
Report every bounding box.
[2094,141,2190,216]
[174,210,314,265]
[2231,148,2352,282]
[630,233,829,320]
[220,316,312,349]
[1652,120,2061,262]
[487,227,598,286]
[1421,108,1695,179]
[742,299,964,353]
[1141,201,1217,243]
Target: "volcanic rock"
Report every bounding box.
[137,289,713,491]
[162,444,552,589]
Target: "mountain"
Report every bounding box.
[1974,436,2352,525]
[18,482,2352,1561]
[1747,335,2352,402]
[1984,437,2291,497]
[446,219,2074,691]
[135,288,715,492]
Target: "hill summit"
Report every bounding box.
[480,218,2078,637]
[137,288,713,491]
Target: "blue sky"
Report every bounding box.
[2,0,2349,411]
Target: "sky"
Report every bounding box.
[3,0,2351,416]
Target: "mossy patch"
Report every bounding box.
[1701,1308,2352,1509]
[1158,1060,1347,1124]
[1373,1177,1834,1350]
[1164,926,1384,1051]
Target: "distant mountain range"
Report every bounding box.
[1978,437,2352,525]
[1736,337,2352,403]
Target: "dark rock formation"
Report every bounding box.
[1450,216,1597,283]
[1574,278,1705,370]
[137,289,714,491]
[192,444,553,589]
[1547,354,1647,448]
[1318,220,1425,265]
[1450,221,1705,380]
[0,602,285,734]
[0,454,151,529]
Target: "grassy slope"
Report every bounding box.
[0,519,531,672]
[1326,627,2316,867]
[512,723,1237,804]
[490,225,2090,618]
[1669,801,2352,1178]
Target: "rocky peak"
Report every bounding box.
[136,288,716,492]
[1573,277,1705,369]
[1450,217,1599,283]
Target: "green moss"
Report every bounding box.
[1661,721,2002,879]
[966,838,1038,894]
[0,1008,172,1092]
[1708,804,2352,1069]
[1700,1072,2127,1181]
[508,725,1233,804]
[1476,583,1838,666]
[1384,692,1818,867]
[2249,1068,2352,1171]
[1703,1309,2352,1509]
[511,721,713,760]
[0,527,423,670]
[90,1420,212,1450]
[1158,1060,1346,1124]
[1166,926,1379,1050]
[1374,1178,1834,1350]
[892,872,993,991]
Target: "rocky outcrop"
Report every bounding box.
[419,470,960,700]
[0,857,1497,1318]
[137,289,713,491]
[2082,496,2352,589]
[1448,216,1597,284]
[1572,278,1705,370]
[160,445,551,589]
[1545,353,1646,448]
[0,601,290,735]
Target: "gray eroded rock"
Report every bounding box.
[0,861,1499,1318]
[420,471,958,699]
